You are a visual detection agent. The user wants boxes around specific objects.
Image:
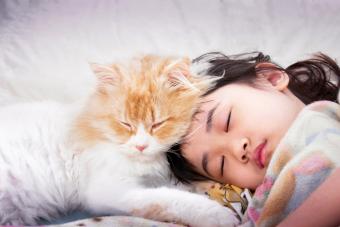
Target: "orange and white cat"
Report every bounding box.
[0,55,238,226]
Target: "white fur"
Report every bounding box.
[128,124,151,151]
[0,101,238,226]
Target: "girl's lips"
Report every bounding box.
[254,141,267,169]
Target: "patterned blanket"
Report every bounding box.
[50,216,183,227]
[0,216,183,227]
[244,101,340,227]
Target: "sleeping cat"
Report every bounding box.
[0,55,238,226]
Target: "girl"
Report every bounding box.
[167,52,340,227]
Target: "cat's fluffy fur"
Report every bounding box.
[0,55,238,226]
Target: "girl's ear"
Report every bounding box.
[256,63,289,91]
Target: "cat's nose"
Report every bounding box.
[136,145,148,152]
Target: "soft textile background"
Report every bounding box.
[0,0,340,103]
[0,0,339,224]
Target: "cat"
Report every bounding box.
[0,55,238,227]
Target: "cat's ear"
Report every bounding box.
[90,63,120,86]
[164,57,196,89]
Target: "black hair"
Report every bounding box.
[167,51,340,184]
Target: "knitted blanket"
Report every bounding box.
[244,101,340,227]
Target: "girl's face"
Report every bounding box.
[181,72,305,190]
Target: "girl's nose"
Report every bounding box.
[235,137,250,163]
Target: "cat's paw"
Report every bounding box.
[188,200,240,227]
[203,203,239,227]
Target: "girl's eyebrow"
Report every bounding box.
[206,103,219,132]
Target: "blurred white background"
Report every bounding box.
[0,0,339,102]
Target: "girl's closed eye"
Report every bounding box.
[220,155,225,176]
[225,108,232,132]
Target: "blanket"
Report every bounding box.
[39,184,248,227]
[244,101,340,227]
[49,216,183,227]
[0,216,183,227]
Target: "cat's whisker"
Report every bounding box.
[183,123,204,141]
[184,97,225,142]
[172,71,199,91]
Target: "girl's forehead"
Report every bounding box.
[186,101,226,144]
[202,84,236,104]
[199,87,233,114]
[186,84,245,139]
[200,83,257,110]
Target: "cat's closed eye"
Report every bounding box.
[118,120,132,131]
[151,119,168,133]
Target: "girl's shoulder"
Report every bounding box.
[301,101,340,122]
[274,100,340,158]
[305,100,340,112]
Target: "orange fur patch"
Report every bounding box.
[71,55,212,149]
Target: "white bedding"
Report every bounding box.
[0,0,340,225]
[0,0,340,104]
